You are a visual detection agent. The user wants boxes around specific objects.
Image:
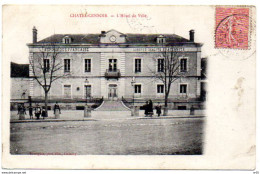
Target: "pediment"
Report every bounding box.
[100,29,126,44]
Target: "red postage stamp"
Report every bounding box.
[215,7,250,49]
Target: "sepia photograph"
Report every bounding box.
[2,5,255,169]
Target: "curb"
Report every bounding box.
[10,115,205,123]
[10,119,97,123]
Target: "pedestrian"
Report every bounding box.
[28,105,34,119]
[155,104,162,117]
[144,101,149,117]
[17,103,26,120]
[148,99,153,117]
[190,105,195,115]
[54,102,61,118]
[34,104,41,119]
[41,107,47,119]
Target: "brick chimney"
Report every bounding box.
[32,26,37,43]
[189,29,194,42]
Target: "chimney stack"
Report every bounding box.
[189,29,194,42]
[33,26,37,43]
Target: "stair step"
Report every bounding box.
[95,101,130,111]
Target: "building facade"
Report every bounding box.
[27,28,204,109]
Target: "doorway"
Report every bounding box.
[108,84,118,100]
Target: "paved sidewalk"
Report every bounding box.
[10,110,205,123]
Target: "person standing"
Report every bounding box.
[54,102,61,119]
[28,105,34,119]
[41,107,47,119]
[156,104,162,117]
[34,104,41,119]
[148,100,153,117]
[144,101,149,117]
[17,103,26,120]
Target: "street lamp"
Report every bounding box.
[85,78,89,106]
[131,77,136,116]
[84,78,91,118]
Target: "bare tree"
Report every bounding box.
[149,46,182,115]
[29,44,65,117]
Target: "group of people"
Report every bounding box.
[143,100,162,117]
[17,102,61,120]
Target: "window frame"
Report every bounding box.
[134,84,142,94]
[157,58,165,72]
[179,57,188,72]
[43,58,50,73]
[62,84,72,99]
[84,84,92,98]
[84,58,92,73]
[179,83,188,94]
[83,82,93,99]
[134,58,142,73]
[157,84,164,94]
[133,57,143,74]
[108,59,117,72]
[64,59,71,73]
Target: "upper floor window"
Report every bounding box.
[158,58,164,72]
[85,59,91,72]
[62,36,72,44]
[43,59,50,73]
[157,84,164,94]
[64,59,71,73]
[134,84,141,94]
[108,59,117,72]
[180,84,187,94]
[135,59,141,73]
[180,58,188,72]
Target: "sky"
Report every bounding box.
[3,5,216,64]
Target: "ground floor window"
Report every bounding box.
[134,84,141,93]
[157,84,164,94]
[180,84,187,94]
[85,85,91,98]
[63,85,72,98]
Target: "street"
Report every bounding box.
[10,117,204,155]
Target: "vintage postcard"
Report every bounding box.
[1,5,256,169]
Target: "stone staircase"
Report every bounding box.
[92,100,131,119]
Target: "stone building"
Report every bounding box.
[27,28,204,110]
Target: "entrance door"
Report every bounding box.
[108,84,118,100]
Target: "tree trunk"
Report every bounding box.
[44,92,48,117]
[164,94,168,107]
[164,92,169,116]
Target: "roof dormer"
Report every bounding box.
[62,36,72,44]
[156,35,166,44]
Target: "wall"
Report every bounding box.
[11,78,30,99]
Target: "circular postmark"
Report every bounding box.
[215,14,256,60]
[126,15,157,33]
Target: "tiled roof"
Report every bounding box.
[11,62,29,78]
[37,33,190,44]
